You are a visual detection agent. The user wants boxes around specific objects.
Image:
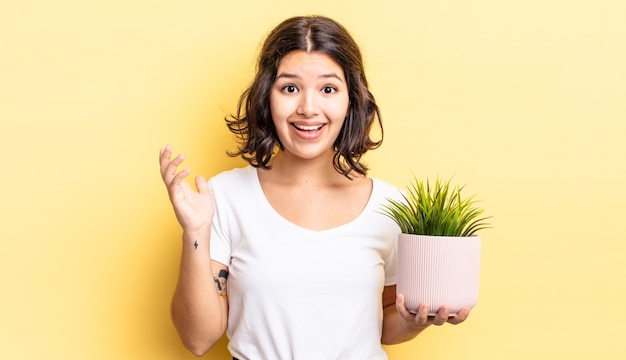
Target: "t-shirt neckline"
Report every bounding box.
[247,166,378,234]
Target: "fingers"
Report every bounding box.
[159,145,188,185]
[195,175,210,193]
[430,305,451,326]
[447,307,470,325]
[396,295,468,328]
[424,305,469,326]
[166,155,188,185]
[414,303,434,326]
[395,295,431,327]
[171,167,191,187]
[394,294,415,320]
[159,144,173,177]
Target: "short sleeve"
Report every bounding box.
[374,179,403,287]
[383,237,398,286]
[208,179,232,267]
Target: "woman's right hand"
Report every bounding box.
[159,144,215,233]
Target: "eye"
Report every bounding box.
[282,84,298,93]
[322,86,337,94]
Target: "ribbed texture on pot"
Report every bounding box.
[397,234,481,316]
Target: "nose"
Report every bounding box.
[296,91,319,117]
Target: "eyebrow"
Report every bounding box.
[275,72,344,82]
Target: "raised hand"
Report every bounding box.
[159,144,215,234]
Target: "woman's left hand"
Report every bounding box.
[395,293,470,328]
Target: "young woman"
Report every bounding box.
[159,15,469,359]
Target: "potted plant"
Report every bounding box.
[381,177,490,316]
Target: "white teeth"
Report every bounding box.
[293,124,323,131]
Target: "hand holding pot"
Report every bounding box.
[396,294,471,327]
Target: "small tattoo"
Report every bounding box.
[213,269,229,297]
[193,240,198,250]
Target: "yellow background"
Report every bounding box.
[2,0,625,359]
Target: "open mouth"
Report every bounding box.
[292,123,324,131]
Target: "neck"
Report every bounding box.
[266,151,355,186]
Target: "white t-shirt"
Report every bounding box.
[209,166,402,360]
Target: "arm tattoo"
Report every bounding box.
[193,240,198,250]
[213,269,228,297]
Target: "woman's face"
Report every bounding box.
[269,50,349,163]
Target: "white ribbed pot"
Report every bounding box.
[397,234,481,316]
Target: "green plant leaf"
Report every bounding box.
[379,175,491,237]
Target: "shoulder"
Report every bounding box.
[208,166,255,189]
[371,178,403,201]
[208,166,260,215]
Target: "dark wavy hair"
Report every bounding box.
[226,15,383,177]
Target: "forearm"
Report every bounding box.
[171,228,227,356]
[381,306,429,345]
